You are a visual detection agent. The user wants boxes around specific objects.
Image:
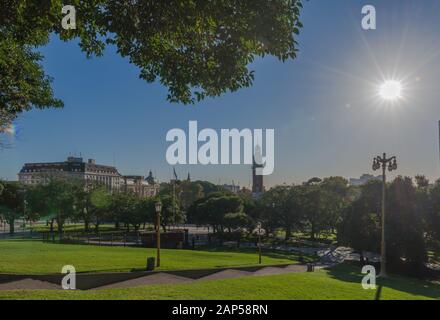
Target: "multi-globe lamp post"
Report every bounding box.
[371,77,403,277]
[372,153,397,277]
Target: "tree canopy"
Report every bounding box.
[0,181,27,233]
[1,0,304,128]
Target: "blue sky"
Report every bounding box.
[2,0,440,187]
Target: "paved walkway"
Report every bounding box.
[0,264,309,291]
[93,264,308,290]
[95,273,193,289]
[0,278,61,290]
[260,244,380,266]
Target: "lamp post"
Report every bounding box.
[372,153,397,277]
[155,201,162,267]
[23,199,28,232]
[257,222,262,264]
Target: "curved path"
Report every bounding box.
[0,264,309,291]
[94,264,307,290]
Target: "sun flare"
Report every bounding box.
[379,80,403,101]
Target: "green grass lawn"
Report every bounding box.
[0,240,307,274]
[0,264,439,300]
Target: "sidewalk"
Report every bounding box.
[0,263,310,291]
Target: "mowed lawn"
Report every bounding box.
[0,240,306,274]
[1,264,439,300]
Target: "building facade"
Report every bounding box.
[222,183,241,194]
[18,157,159,197]
[18,157,122,190]
[122,171,160,198]
[349,174,381,186]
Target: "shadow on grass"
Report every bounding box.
[326,263,440,300]
[195,246,316,263]
[375,284,382,300]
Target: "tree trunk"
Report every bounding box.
[57,220,63,240]
[8,218,15,235]
[264,228,270,237]
[310,223,316,241]
[285,226,292,240]
[359,250,365,264]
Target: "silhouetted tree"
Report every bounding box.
[386,176,426,275]
[338,180,382,258]
[0,181,27,234]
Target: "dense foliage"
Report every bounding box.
[1,0,304,131]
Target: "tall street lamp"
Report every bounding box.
[372,153,397,277]
[155,201,162,268]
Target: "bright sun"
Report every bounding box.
[379,80,403,101]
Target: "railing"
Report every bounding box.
[41,230,187,249]
[0,230,42,240]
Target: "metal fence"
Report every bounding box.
[41,230,188,249]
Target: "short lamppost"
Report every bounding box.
[372,153,397,278]
[155,201,162,267]
[257,222,262,264]
[23,199,28,232]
